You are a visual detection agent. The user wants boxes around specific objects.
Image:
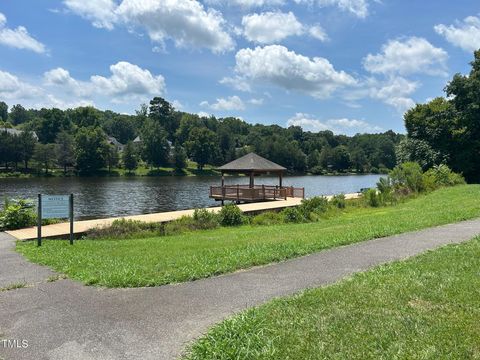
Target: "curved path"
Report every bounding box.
[1,219,480,360]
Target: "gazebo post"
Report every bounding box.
[279,172,283,188]
[249,171,254,188]
[221,171,225,187]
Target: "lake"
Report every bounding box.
[0,174,382,219]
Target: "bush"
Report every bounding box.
[389,162,425,193]
[299,196,330,219]
[363,188,381,207]
[0,198,36,230]
[376,177,395,204]
[218,203,244,226]
[193,208,219,230]
[330,194,346,209]
[282,207,306,223]
[424,165,466,189]
[86,219,165,239]
[164,216,198,235]
[251,211,284,226]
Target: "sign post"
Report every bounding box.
[37,194,74,247]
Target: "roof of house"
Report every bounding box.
[217,152,286,172]
[107,136,123,147]
[3,128,38,140]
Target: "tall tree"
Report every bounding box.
[55,131,75,174]
[35,108,71,143]
[69,106,101,128]
[32,143,57,175]
[172,145,187,171]
[141,119,170,168]
[9,104,29,125]
[186,127,217,170]
[122,141,138,173]
[0,101,8,122]
[75,127,109,173]
[105,145,119,173]
[18,130,37,170]
[0,131,14,169]
[149,97,178,140]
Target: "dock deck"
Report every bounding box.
[6,193,360,241]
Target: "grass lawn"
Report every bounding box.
[184,237,480,360]
[17,185,480,288]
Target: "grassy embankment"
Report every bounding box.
[184,237,480,359]
[17,185,480,288]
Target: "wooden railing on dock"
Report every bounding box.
[210,185,304,202]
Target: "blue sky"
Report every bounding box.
[0,0,479,134]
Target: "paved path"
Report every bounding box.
[1,219,480,360]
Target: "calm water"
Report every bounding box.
[0,174,382,219]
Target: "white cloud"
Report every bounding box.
[287,112,382,135]
[2,62,166,110]
[309,24,328,41]
[249,98,264,105]
[201,95,245,111]
[63,0,117,30]
[0,12,46,53]
[346,76,418,113]
[234,45,356,98]
[44,61,165,104]
[44,68,88,96]
[435,16,480,52]
[220,76,252,92]
[90,61,165,101]
[0,70,41,100]
[63,0,234,53]
[0,70,92,110]
[363,37,448,76]
[294,0,374,18]
[205,0,286,8]
[242,11,303,44]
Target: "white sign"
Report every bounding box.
[41,195,70,219]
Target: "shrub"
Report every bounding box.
[424,165,466,188]
[282,207,306,223]
[192,208,219,230]
[389,162,425,193]
[0,198,36,230]
[298,196,330,220]
[164,216,198,235]
[363,188,381,207]
[330,194,346,209]
[218,203,244,226]
[86,219,165,239]
[251,211,284,226]
[376,177,394,204]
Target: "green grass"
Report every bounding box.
[184,237,480,360]
[17,185,480,288]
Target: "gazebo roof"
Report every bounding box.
[218,153,286,172]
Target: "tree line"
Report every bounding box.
[398,50,480,183]
[0,97,402,175]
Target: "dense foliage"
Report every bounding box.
[0,97,402,175]
[401,50,480,182]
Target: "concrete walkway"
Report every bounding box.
[1,219,480,360]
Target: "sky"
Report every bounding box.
[0,0,479,135]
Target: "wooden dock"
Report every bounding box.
[6,193,360,241]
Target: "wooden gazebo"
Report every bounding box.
[209,153,304,204]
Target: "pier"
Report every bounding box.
[6,193,361,241]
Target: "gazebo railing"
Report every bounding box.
[210,185,304,202]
